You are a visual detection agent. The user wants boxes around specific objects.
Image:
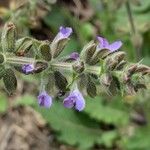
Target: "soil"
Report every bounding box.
[0,106,75,150]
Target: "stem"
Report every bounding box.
[125,1,136,34]
[51,62,102,76]
[85,65,102,76]
[51,62,73,71]
[125,0,140,61]
[6,56,35,65]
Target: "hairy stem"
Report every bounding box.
[6,56,35,65]
[86,65,102,76]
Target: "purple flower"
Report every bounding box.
[70,52,79,60]
[22,64,34,74]
[63,89,85,111]
[97,36,122,52]
[55,26,73,41]
[38,91,52,108]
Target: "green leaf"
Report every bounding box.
[34,100,118,149]
[0,94,8,113]
[115,6,150,33]
[84,97,129,125]
[80,23,94,40]
[123,126,150,150]
[14,95,36,106]
[3,69,17,95]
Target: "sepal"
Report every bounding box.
[15,37,33,54]
[39,41,51,61]
[80,41,96,63]
[50,38,69,58]
[1,22,16,53]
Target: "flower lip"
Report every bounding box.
[97,36,123,52]
[69,52,79,60]
[63,89,85,111]
[22,64,34,74]
[59,26,73,39]
[38,91,52,108]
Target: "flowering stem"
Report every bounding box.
[85,65,102,76]
[6,56,35,65]
[51,62,73,71]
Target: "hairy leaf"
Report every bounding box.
[84,97,129,125]
[3,69,17,95]
[34,100,118,149]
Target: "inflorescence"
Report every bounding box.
[0,22,149,111]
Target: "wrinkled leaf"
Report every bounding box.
[0,65,5,79]
[34,100,118,149]
[3,68,17,95]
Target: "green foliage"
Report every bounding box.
[0,94,8,113]
[84,96,130,126]
[0,1,150,150]
[34,100,118,149]
[123,126,150,150]
[14,95,36,106]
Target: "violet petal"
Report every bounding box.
[107,41,123,52]
[38,91,52,108]
[57,26,73,40]
[97,36,109,49]
[70,52,79,60]
[22,64,34,74]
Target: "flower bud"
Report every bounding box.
[72,61,85,74]
[100,73,112,86]
[127,64,138,76]
[135,65,150,74]
[80,41,96,63]
[39,41,51,61]
[15,37,33,55]
[50,26,72,58]
[105,57,118,70]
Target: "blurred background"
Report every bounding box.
[0,0,150,150]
